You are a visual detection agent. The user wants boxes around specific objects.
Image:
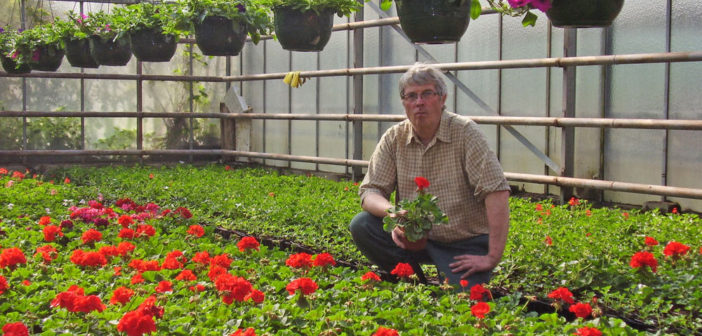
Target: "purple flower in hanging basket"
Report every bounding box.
[236,4,246,13]
[0,28,5,34]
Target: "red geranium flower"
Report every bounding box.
[155,281,173,293]
[644,236,659,246]
[361,271,381,282]
[211,254,233,269]
[286,253,313,269]
[117,242,136,256]
[568,197,580,206]
[573,326,602,336]
[42,225,63,242]
[0,275,8,295]
[544,235,553,246]
[372,326,399,336]
[118,228,135,239]
[569,302,592,319]
[187,225,205,237]
[470,301,491,319]
[174,207,192,219]
[215,274,253,304]
[117,310,157,336]
[192,251,211,265]
[118,215,134,228]
[237,236,260,252]
[244,289,265,304]
[2,322,29,336]
[313,253,336,267]
[0,247,27,269]
[663,241,690,258]
[38,216,52,226]
[414,176,430,191]
[189,284,206,292]
[99,245,120,259]
[230,328,256,336]
[73,295,106,313]
[69,250,108,268]
[81,229,103,244]
[286,278,318,296]
[390,262,414,278]
[175,270,197,282]
[35,245,57,264]
[208,265,227,282]
[469,284,492,301]
[630,251,658,273]
[131,274,145,284]
[135,224,156,237]
[547,287,575,304]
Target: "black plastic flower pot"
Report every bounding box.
[194,16,247,56]
[29,44,65,72]
[1,56,31,74]
[89,35,132,66]
[395,0,470,44]
[129,28,177,62]
[64,38,99,68]
[546,0,625,28]
[273,6,334,52]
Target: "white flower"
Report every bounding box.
[7,203,13,209]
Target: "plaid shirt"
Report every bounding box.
[359,111,510,243]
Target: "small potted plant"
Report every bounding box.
[112,3,185,62]
[55,12,99,68]
[487,0,625,28]
[260,0,363,52]
[379,0,481,44]
[85,11,132,66]
[0,27,31,74]
[176,0,272,56]
[383,176,448,251]
[14,24,65,72]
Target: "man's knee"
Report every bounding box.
[349,211,380,236]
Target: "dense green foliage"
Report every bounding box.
[1,164,699,334]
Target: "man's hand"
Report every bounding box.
[449,254,498,279]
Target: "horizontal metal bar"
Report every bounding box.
[2,111,701,130]
[3,148,701,199]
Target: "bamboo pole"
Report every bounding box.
[3,149,701,199]
[4,111,701,130]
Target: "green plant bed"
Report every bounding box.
[1,165,700,334]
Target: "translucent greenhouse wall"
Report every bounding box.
[1,1,701,211]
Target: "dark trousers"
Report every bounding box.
[349,211,492,289]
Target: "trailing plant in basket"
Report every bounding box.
[260,0,365,17]
[112,2,186,38]
[54,12,92,41]
[487,0,552,27]
[12,23,64,66]
[175,0,272,44]
[82,10,122,40]
[383,176,448,242]
[0,28,28,63]
[379,0,483,20]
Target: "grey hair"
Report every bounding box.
[398,62,448,98]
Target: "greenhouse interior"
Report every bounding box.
[0,0,700,335]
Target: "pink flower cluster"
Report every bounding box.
[507,0,552,12]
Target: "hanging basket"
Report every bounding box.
[130,28,178,62]
[546,0,625,28]
[1,56,31,74]
[29,44,65,72]
[194,16,248,56]
[89,35,132,66]
[395,0,471,44]
[64,38,99,68]
[273,6,334,52]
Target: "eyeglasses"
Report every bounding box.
[401,90,440,102]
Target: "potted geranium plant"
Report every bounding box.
[176,0,271,56]
[260,0,363,52]
[112,3,185,62]
[0,28,31,74]
[54,12,99,68]
[487,0,625,28]
[13,24,65,72]
[379,0,481,44]
[383,176,448,251]
[85,11,132,66]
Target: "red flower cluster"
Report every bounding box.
[469,284,492,301]
[237,236,260,252]
[192,251,211,265]
[286,253,313,269]
[38,216,52,226]
[2,322,29,336]
[135,224,156,238]
[215,273,254,304]
[35,245,58,264]
[175,270,197,282]
[162,250,187,270]
[568,197,580,206]
[414,176,430,191]
[573,326,602,336]
[373,326,399,336]
[644,236,659,246]
[663,241,690,258]
[110,286,134,305]
[155,281,173,293]
[569,302,592,319]
[42,225,63,242]
[547,287,575,304]
[390,262,414,278]
[630,251,658,273]
[470,301,490,319]
[361,271,381,282]
[128,259,160,273]
[0,275,8,295]
[70,250,108,267]
[187,225,205,237]
[81,229,103,244]
[313,252,336,267]
[286,277,318,296]
[230,328,256,336]
[118,215,134,228]
[174,207,192,219]
[211,254,233,269]
[119,228,135,239]
[0,247,27,269]
[51,285,106,313]
[117,296,163,336]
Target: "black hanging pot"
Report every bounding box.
[64,38,99,68]
[395,0,470,44]
[29,44,65,72]
[546,0,625,28]
[89,35,132,66]
[194,16,248,56]
[1,56,31,74]
[273,6,334,52]
[129,28,177,62]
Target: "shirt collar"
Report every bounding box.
[405,111,453,145]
